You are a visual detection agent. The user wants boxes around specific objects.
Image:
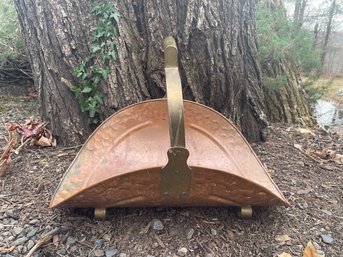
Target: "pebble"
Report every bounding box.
[0,224,5,231]
[57,249,67,255]
[321,234,334,244]
[151,219,164,231]
[66,236,77,246]
[147,255,156,257]
[29,219,40,225]
[177,247,188,256]
[13,226,23,235]
[17,245,24,254]
[27,227,38,238]
[205,254,215,257]
[27,240,35,250]
[119,253,127,257]
[210,228,217,236]
[12,236,29,246]
[105,248,118,257]
[92,249,105,257]
[186,228,195,239]
[95,239,103,247]
[5,209,15,218]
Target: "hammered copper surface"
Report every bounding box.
[50,100,289,208]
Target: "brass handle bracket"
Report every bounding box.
[161,36,191,198]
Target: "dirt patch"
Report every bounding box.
[0,95,342,257]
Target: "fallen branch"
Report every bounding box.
[25,228,60,257]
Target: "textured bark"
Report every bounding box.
[261,0,313,125]
[14,0,268,145]
[262,61,313,125]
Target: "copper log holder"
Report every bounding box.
[50,37,289,218]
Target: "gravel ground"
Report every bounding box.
[0,92,342,257]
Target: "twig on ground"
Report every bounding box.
[25,228,60,257]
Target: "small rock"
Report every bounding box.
[29,219,40,225]
[177,247,188,256]
[92,249,105,257]
[13,227,23,235]
[57,249,67,255]
[27,227,38,238]
[70,246,78,252]
[27,240,34,250]
[321,234,334,244]
[94,239,103,247]
[119,253,127,257]
[12,237,29,246]
[152,242,159,248]
[147,255,156,257]
[66,236,77,246]
[105,248,118,257]
[5,209,15,218]
[205,254,214,257]
[186,228,194,240]
[10,220,18,225]
[210,228,217,236]
[2,231,11,237]
[103,234,111,241]
[151,219,164,231]
[17,245,24,253]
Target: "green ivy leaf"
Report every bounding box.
[82,86,93,93]
[98,67,110,80]
[110,11,120,22]
[91,44,102,53]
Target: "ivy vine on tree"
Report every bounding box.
[72,0,120,125]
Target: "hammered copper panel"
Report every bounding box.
[50,100,289,208]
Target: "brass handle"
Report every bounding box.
[164,36,185,147]
[161,37,191,198]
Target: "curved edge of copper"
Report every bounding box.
[50,99,289,209]
[51,166,289,208]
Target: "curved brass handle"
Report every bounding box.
[164,36,185,147]
[161,37,191,198]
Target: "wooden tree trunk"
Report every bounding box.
[14,0,268,145]
[262,61,313,125]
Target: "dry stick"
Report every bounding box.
[25,228,60,257]
[294,145,323,164]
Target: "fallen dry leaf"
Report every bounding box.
[275,234,292,242]
[303,241,322,257]
[295,128,316,136]
[278,253,292,257]
[0,156,11,177]
[334,153,343,164]
[312,148,336,160]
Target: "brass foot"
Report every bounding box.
[94,208,107,219]
[238,206,252,218]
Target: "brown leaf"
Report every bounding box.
[275,234,292,243]
[303,241,321,257]
[334,153,343,164]
[295,128,316,136]
[0,156,12,177]
[278,253,292,257]
[34,136,52,147]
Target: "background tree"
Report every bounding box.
[14,0,268,145]
[256,0,319,123]
[0,0,31,84]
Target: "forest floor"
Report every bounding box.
[0,89,342,257]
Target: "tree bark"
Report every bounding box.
[259,0,313,126]
[14,0,268,145]
[262,61,313,125]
